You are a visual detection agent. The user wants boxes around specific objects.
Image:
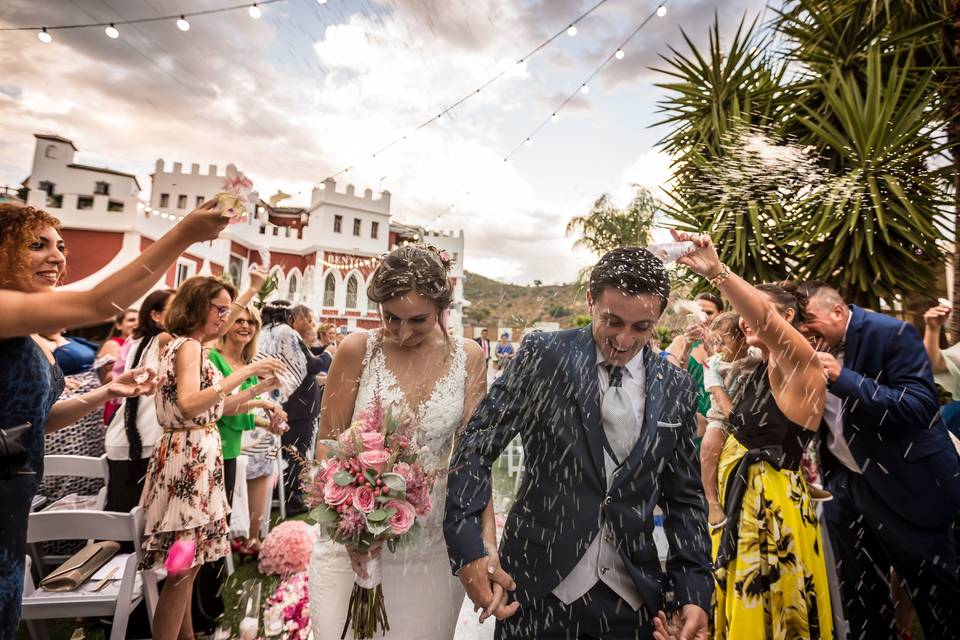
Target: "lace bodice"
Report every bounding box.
[354,330,467,473]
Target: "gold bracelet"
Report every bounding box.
[708,263,731,288]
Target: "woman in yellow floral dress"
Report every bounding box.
[671,231,833,639]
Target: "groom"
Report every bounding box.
[444,248,711,639]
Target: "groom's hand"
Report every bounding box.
[652,605,708,640]
[458,556,519,622]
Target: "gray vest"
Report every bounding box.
[551,452,644,610]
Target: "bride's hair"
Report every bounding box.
[367,245,453,310]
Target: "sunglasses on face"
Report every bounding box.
[210,302,231,319]
[234,318,258,327]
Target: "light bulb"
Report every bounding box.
[567,25,577,37]
[105,23,119,38]
[37,28,52,43]
[524,138,533,148]
[176,16,190,31]
[249,4,262,19]
[656,5,667,17]
[550,113,559,123]
[615,49,624,60]
[580,84,590,94]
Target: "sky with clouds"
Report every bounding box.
[0,0,767,284]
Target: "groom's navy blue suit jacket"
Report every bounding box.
[443,326,712,615]
[823,305,960,526]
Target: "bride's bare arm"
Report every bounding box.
[315,331,367,461]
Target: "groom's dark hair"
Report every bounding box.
[589,247,670,312]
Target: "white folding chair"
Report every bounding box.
[21,507,158,640]
[33,455,111,573]
[43,454,110,509]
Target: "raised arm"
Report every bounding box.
[0,201,229,338]
[673,230,824,429]
[922,304,950,374]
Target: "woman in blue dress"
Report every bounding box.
[0,201,230,635]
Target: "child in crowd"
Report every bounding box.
[700,312,760,528]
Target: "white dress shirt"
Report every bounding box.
[596,346,646,428]
[823,314,861,473]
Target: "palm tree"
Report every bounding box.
[654,16,801,284]
[566,185,659,256]
[776,0,959,313]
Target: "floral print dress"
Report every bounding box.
[711,363,833,639]
[139,337,230,570]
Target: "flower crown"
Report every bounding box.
[424,244,455,273]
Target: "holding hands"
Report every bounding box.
[458,549,519,624]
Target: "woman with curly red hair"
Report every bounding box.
[0,201,229,636]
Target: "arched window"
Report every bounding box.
[323,273,336,307]
[288,274,299,300]
[346,275,359,309]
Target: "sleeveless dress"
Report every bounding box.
[138,337,231,570]
[0,337,64,635]
[308,331,468,640]
[711,363,833,638]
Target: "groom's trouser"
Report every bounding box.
[495,582,653,640]
[823,464,960,640]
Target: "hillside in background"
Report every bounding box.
[462,271,589,329]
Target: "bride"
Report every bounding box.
[308,245,497,639]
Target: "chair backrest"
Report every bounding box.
[43,454,110,480]
[27,508,143,545]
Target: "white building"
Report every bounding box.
[21,133,468,333]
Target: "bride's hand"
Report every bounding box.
[670,229,722,279]
[479,540,519,623]
[346,539,384,579]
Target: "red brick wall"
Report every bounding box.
[61,229,123,284]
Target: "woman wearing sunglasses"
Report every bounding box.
[139,276,283,640]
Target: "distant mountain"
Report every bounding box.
[462,271,589,329]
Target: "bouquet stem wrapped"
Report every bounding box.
[342,557,388,639]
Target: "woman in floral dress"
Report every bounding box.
[139,276,283,640]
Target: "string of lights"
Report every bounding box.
[316,0,616,184]
[504,1,670,161]
[4,0,288,41]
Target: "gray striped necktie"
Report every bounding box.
[601,365,638,462]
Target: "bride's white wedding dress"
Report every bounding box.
[308,331,467,639]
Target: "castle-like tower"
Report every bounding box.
[22,133,467,333]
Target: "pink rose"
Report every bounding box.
[358,449,390,474]
[387,500,416,535]
[321,459,340,484]
[352,485,376,513]
[323,478,352,506]
[360,431,385,452]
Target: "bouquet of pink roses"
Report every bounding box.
[305,402,435,639]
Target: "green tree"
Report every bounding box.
[656,9,954,309]
[566,185,659,257]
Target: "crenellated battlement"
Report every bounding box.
[309,178,391,214]
[153,159,235,178]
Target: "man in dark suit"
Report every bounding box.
[474,328,492,366]
[799,282,960,638]
[445,248,711,639]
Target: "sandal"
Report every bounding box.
[238,540,261,560]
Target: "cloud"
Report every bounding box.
[0,0,771,285]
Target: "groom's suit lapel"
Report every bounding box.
[610,346,664,493]
[568,326,607,485]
